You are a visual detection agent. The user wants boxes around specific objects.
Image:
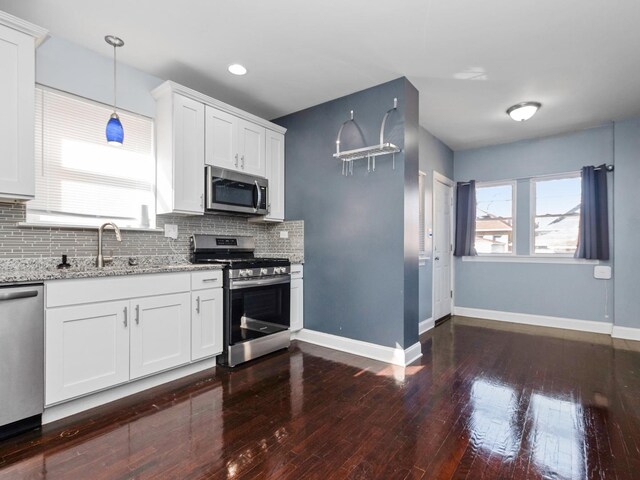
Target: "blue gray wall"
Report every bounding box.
[613,117,640,328]
[275,78,420,349]
[453,125,614,323]
[419,127,454,321]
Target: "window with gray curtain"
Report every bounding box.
[454,180,477,257]
[575,165,609,260]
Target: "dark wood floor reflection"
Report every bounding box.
[1,316,640,479]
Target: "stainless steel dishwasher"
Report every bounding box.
[0,284,44,440]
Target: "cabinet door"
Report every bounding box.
[290,278,304,332]
[264,130,285,221]
[173,94,205,214]
[46,300,130,405]
[237,119,266,177]
[205,106,239,171]
[130,292,191,379]
[0,25,35,200]
[191,288,223,361]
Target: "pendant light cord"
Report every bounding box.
[113,41,117,114]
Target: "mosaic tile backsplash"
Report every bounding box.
[0,203,303,263]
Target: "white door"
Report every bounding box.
[173,94,205,214]
[433,175,453,321]
[191,288,223,361]
[290,278,304,332]
[205,106,238,170]
[0,24,35,199]
[130,293,191,379]
[264,130,285,221]
[237,119,266,177]
[45,300,130,405]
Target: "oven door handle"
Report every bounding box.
[230,275,290,289]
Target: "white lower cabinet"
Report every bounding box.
[46,300,130,405]
[191,288,224,361]
[130,293,192,379]
[45,272,223,406]
[290,278,304,332]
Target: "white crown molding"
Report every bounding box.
[453,306,613,335]
[151,80,287,135]
[419,317,434,335]
[0,11,48,46]
[612,326,640,342]
[293,329,422,366]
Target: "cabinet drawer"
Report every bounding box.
[46,273,191,308]
[191,270,223,290]
[290,264,303,279]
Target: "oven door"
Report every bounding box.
[227,275,290,346]
[206,166,268,215]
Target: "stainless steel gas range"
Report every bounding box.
[190,234,291,367]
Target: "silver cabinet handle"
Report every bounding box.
[196,296,201,314]
[0,290,38,301]
[135,304,140,325]
[124,306,128,327]
[234,153,239,167]
[202,278,218,283]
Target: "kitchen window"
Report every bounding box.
[531,173,581,255]
[475,181,515,254]
[27,86,156,229]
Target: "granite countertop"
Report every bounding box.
[0,256,225,285]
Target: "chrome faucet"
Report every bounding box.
[96,222,122,267]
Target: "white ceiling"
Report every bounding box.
[1,0,639,150]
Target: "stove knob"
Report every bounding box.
[244,269,253,277]
[240,269,249,277]
[260,268,268,275]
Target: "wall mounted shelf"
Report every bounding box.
[333,98,402,175]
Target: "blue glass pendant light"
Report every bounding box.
[105,35,125,145]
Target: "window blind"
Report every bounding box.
[28,87,156,228]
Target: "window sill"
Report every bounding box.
[18,222,164,233]
[461,255,599,265]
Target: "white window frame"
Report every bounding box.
[529,172,581,257]
[474,179,517,256]
[25,85,158,231]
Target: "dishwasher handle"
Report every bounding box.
[0,290,39,302]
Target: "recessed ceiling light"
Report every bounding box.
[506,102,541,122]
[228,64,247,76]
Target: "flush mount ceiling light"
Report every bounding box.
[228,63,247,76]
[506,102,541,122]
[105,35,125,145]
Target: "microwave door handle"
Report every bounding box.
[253,181,261,212]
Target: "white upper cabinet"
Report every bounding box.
[237,118,266,176]
[155,92,205,215]
[0,13,46,202]
[264,130,285,221]
[205,106,238,170]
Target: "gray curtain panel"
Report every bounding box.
[575,165,609,260]
[454,180,477,257]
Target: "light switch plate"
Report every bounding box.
[280,231,289,239]
[164,224,178,239]
[594,265,612,280]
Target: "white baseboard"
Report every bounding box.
[453,306,613,335]
[612,326,640,341]
[419,317,434,335]
[43,357,216,424]
[293,329,422,366]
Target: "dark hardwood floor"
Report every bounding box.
[1,316,640,479]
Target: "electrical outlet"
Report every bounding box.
[280,230,289,239]
[164,224,178,239]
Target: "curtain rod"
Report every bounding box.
[457,164,614,186]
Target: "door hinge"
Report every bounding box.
[450,290,453,298]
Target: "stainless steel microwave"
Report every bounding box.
[205,166,268,216]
